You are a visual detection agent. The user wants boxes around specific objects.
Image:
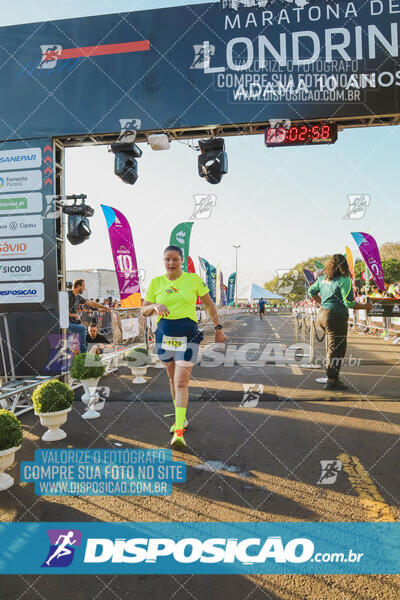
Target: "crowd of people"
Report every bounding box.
[355,283,400,300]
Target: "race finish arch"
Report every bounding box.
[0,0,399,376]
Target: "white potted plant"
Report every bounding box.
[125,346,151,383]
[0,409,23,491]
[32,379,74,441]
[69,353,105,419]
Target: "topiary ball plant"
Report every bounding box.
[69,353,105,380]
[0,409,23,451]
[125,346,151,367]
[32,379,74,414]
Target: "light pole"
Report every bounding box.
[233,245,241,304]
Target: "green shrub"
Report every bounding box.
[33,379,74,413]
[125,346,151,366]
[69,353,105,380]
[0,410,23,451]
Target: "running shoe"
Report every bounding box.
[171,429,186,447]
[170,420,188,433]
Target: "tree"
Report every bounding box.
[382,259,400,284]
[264,256,329,302]
[379,242,400,261]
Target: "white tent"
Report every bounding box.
[240,283,284,302]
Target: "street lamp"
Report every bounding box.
[233,245,241,304]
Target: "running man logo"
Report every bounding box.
[175,231,186,245]
[190,44,216,70]
[317,460,342,485]
[276,269,298,295]
[118,118,142,142]
[344,195,370,219]
[220,0,308,9]
[42,529,82,567]
[189,195,217,220]
[240,384,264,408]
[38,45,63,69]
[268,119,291,144]
[42,334,79,373]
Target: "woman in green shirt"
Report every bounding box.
[308,254,372,391]
[142,246,226,447]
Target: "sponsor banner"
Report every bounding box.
[216,265,221,305]
[303,269,316,287]
[209,264,217,304]
[368,299,400,318]
[0,4,399,140]
[0,522,399,574]
[0,192,42,214]
[101,205,141,307]
[170,222,193,273]
[352,232,385,292]
[0,237,44,259]
[188,256,201,305]
[0,147,42,171]
[0,215,43,238]
[0,169,42,193]
[0,259,44,282]
[227,272,236,305]
[199,256,214,300]
[121,317,139,340]
[0,282,45,304]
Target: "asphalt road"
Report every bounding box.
[1,313,400,599]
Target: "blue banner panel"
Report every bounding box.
[0,2,399,141]
[0,522,399,574]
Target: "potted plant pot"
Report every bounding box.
[0,409,23,491]
[125,346,151,384]
[69,353,105,419]
[33,380,74,441]
[81,378,103,409]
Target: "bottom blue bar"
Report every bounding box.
[0,522,398,574]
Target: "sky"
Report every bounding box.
[4,0,400,295]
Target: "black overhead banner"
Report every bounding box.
[0,1,399,141]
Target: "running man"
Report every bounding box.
[46,531,77,566]
[142,246,226,448]
[258,297,266,320]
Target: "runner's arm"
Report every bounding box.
[307,279,321,305]
[141,300,169,317]
[339,277,372,311]
[84,300,110,311]
[199,293,221,328]
[141,300,157,316]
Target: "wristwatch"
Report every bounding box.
[214,324,223,330]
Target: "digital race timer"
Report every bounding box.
[265,123,338,147]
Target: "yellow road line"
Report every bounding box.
[290,365,302,375]
[338,453,396,522]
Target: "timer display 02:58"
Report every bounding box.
[265,123,338,147]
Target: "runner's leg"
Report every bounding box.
[164,361,176,406]
[174,362,193,429]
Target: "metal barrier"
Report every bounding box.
[1,306,269,415]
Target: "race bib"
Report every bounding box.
[161,335,187,352]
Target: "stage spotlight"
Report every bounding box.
[148,133,170,151]
[198,138,228,185]
[63,195,94,246]
[111,142,142,185]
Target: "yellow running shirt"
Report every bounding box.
[145,272,209,323]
